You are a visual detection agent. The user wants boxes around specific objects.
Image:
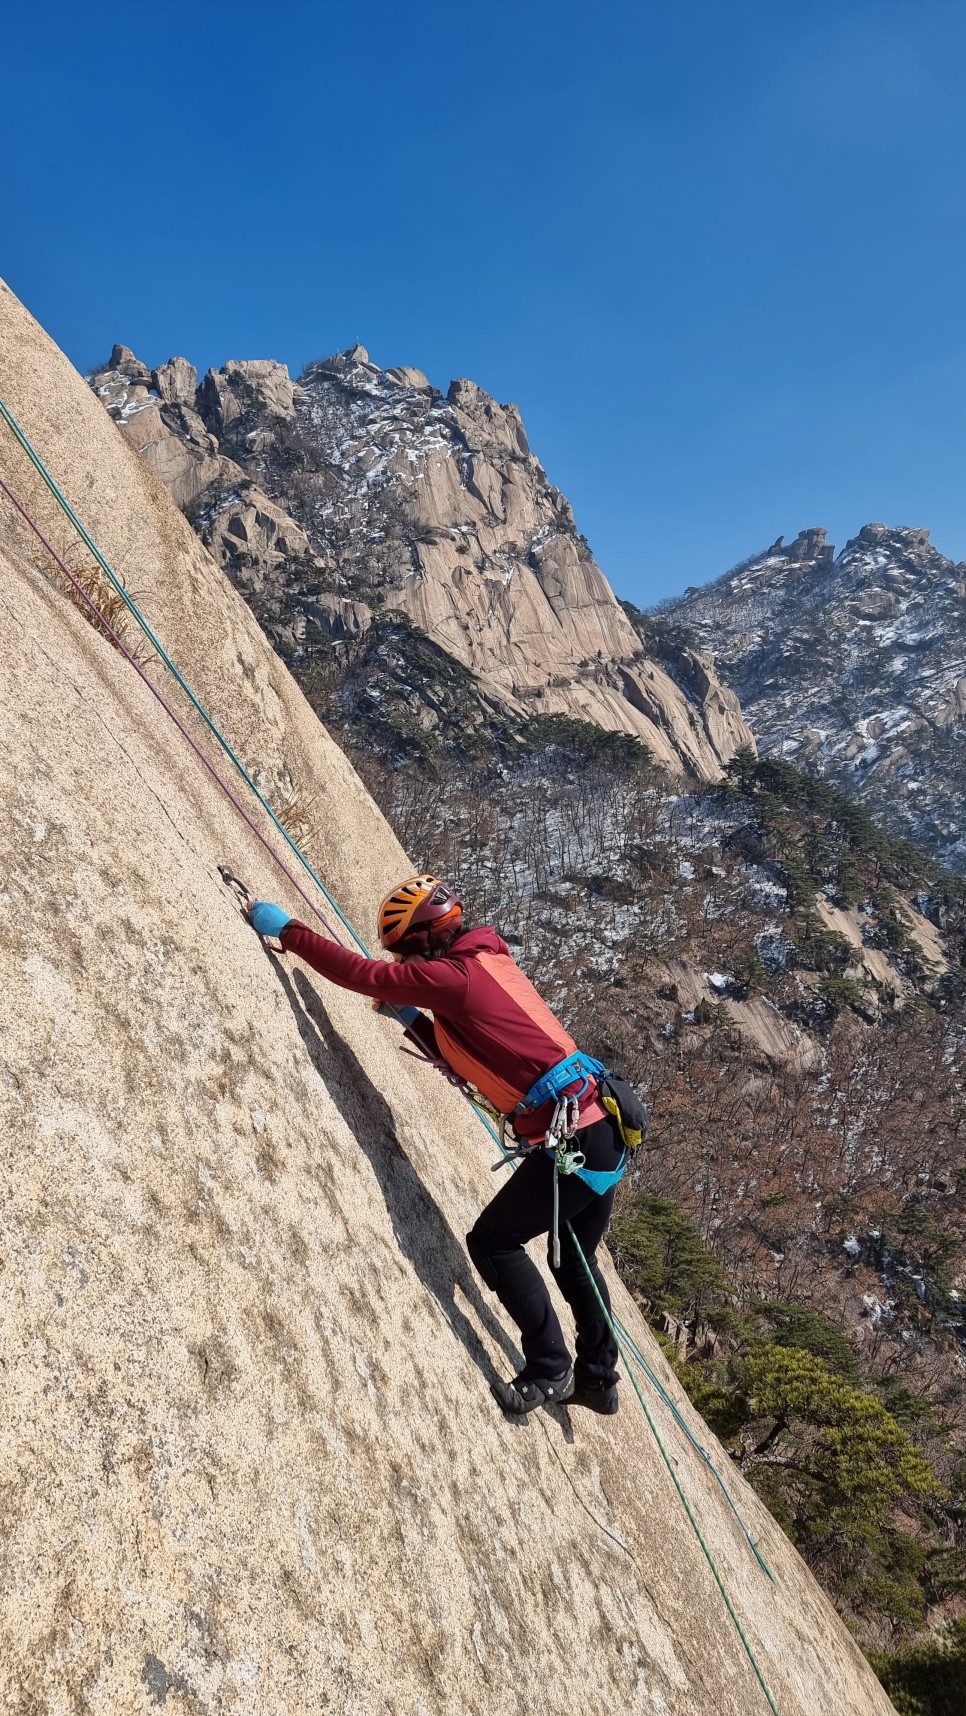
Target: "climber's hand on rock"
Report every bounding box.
[247,901,292,940]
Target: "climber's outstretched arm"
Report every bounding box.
[246,903,469,1013]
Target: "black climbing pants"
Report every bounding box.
[466,1114,622,1386]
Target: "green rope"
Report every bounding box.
[0,393,369,955]
[612,1314,774,1581]
[1,390,778,1711]
[567,1222,781,1715]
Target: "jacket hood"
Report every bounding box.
[446,925,507,958]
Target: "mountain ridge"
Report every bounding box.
[658,523,966,869]
[89,342,755,778]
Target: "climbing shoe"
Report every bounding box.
[491,1367,575,1416]
[569,1379,619,1416]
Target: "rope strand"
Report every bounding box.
[567,1224,781,1716]
[611,1313,774,1580]
[0,470,343,941]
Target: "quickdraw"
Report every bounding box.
[547,1096,585,1268]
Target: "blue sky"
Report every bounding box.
[3,0,966,603]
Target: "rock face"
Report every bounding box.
[661,525,966,868]
[0,278,893,1713]
[89,344,755,777]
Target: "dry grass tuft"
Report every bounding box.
[274,785,323,865]
[55,561,156,668]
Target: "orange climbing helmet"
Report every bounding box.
[377,875,463,957]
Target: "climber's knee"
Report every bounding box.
[466,1221,499,1291]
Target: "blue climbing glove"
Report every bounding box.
[248,901,292,940]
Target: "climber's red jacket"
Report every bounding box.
[281,923,604,1141]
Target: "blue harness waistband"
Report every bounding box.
[515,1051,607,1114]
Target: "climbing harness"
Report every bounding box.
[0,392,780,1716]
[497,1052,633,1259]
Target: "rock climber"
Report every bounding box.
[246,875,634,1417]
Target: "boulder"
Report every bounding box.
[152,355,198,406]
[198,359,295,434]
[785,527,830,563]
[936,675,966,728]
[385,365,431,389]
[301,594,372,639]
[108,343,152,382]
[206,490,314,570]
[447,378,531,458]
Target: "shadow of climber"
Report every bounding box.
[268,954,521,1382]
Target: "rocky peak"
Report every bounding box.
[197,358,296,437]
[784,525,832,565]
[107,342,149,378]
[87,347,328,620]
[659,522,966,868]
[89,340,755,778]
[846,522,935,556]
[153,355,198,406]
[303,343,395,395]
[385,364,431,389]
[445,377,531,457]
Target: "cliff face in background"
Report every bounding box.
[0,280,898,1713]
[659,525,966,869]
[90,343,754,776]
